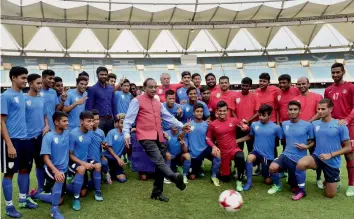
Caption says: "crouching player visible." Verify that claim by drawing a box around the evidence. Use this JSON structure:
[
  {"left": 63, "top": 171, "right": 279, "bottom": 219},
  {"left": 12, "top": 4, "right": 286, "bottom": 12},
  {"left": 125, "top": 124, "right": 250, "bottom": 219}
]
[
  {"left": 206, "top": 101, "right": 247, "bottom": 191},
  {"left": 268, "top": 101, "right": 314, "bottom": 199},
  {"left": 30, "top": 112, "right": 70, "bottom": 219},
  {"left": 237, "top": 104, "right": 283, "bottom": 193},
  {"left": 103, "top": 113, "right": 127, "bottom": 183},
  {"left": 295, "top": 98, "right": 351, "bottom": 199}
]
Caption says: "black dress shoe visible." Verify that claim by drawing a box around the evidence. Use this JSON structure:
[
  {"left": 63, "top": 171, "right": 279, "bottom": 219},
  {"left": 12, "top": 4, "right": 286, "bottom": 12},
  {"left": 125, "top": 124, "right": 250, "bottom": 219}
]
[
  {"left": 174, "top": 173, "right": 186, "bottom": 191},
  {"left": 151, "top": 194, "right": 169, "bottom": 202}
]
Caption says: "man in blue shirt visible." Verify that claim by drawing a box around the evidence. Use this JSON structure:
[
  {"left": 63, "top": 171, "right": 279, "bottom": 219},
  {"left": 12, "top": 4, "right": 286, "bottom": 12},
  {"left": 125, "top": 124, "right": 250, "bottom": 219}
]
[
  {"left": 237, "top": 104, "right": 283, "bottom": 193},
  {"left": 176, "top": 71, "right": 192, "bottom": 104},
  {"left": 115, "top": 79, "right": 133, "bottom": 114},
  {"left": 86, "top": 67, "right": 117, "bottom": 135},
  {"left": 268, "top": 100, "right": 314, "bottom": 198},
  {"left": 54, "top": 76, "right": 63, "bottom": 104},
  {"left": 1, "top": 66, "right": 38, "bottom": 218},
  {"left": 63, "top": 77, "right": 88, "bottom": 130},
  {"left": 295, "top": 98, "right": 351, "bottom": 199},
  {"left": 181, "top": 87, "right": 210, "bottom": 123},
  {"left": 30, "top": 111, "right": 70, "bottom": 219},
  {"left": 25, "top": 74, "right": 50, "bottom": 194},
  {"left": 162, "top": 90, "right": 182, "bottom": 131}
]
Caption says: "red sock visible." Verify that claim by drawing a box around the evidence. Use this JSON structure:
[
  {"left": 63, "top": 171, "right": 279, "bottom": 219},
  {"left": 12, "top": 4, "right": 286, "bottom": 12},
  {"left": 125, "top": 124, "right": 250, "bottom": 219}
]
[{"left": 346, "top": 159, "right": 354, "bottom": 186}]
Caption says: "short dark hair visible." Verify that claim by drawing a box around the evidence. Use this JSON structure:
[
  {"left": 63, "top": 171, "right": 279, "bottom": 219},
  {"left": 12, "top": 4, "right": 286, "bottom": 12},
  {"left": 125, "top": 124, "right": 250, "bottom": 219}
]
[
  {"left": 130, "top": 83, "right": 136, "bottom": 88},
  {"left": 165, "top": 89, "right": 175, "bottom": 97},
  {"left": 259, "top": 104, "right": 273, "bottom": 115},
  {"left": 278, "top": 74, "right": 291, "bottom": 83},
  {"left": 9, "top": 66, "right": 28, "bottom": 81},
  {"left": 331, "top": 63, "right": 345, "bottom": 71},
  {"left": 187, "top": 87, "right": 197, "bottom": 95},
  {"left": 54, "top": 76, "right": 62, "bottom": 83},
  {"left": 241, "top": 77, "right": 252, "bottom": 85},
  {"left": 107, "top": 73, "right": 117, "bottom": 80},
  {"left": 219, "top": 76, "right": 229, "bottom": 83},
  {"left": 91, "top": 109, "right": 99, "bottom": 116},
  {"left": 288, "top": 100, "right": 301, "bottom": 110},
  {"left": 181, "top": 71, "right": 191, "bottom": 78},
  {"left": 194, "top": 103, "right": 204, "bottom": 112},
  {"left": 192, "top": 73, "right": 201, "bottom": 79},
  {"left": 53, "top": 111, "right": 68, "bottom": 123},
  {"left": 78, "top": 71, "right": 89, "bottom": 78},
  {"left": 80, "top": 111, "right": 94, "bottom": 120},
  {"left": 216, "top": 100, "right": 228, "bottom": 110},
  {"left": 42, "top": 69, "right": 55, "bottom": 77},
  {"left": 76, "top": 76, "right": 88, "bottom": 85},
  {"left": 199, "top": 85, "right": 210, "bottom": 93},
  {"left": 96, "top": 66, "right": 108, "bottom": 75},
  {"left": 319, "top": 98, "right": 334, "bottom": 108},
  {"left": 259, "top": 73, "right": 270, "bottom": 82},
  {"left": 122, "top": 79, "right": 130, "bottom": 84},
  {"left": 205, "top": 73, "right": 216, "bottom": 81},
  {"left": 143, "top": 78, "right": 155, "bottom": 87},
  {"left": 27, "top": 73, "right": 41, "bottom": 83}
]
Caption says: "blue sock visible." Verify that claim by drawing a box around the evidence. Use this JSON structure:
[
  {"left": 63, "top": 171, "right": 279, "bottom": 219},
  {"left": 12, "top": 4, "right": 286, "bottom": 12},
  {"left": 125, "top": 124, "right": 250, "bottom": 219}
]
[
  {"left": 66, "top": 183, "right": 73, "bottom": 194},
  {"left": 271, "top": 172, "right": 281, "bottom": 186},
  {"left": 246, "top": 162, "right": 253, "bottom": 184},
  {"left": 101, "top": 160, "right": 108, "bottom": 173},
  {"left": 36, "top": 192, "right": 52, "bottom": 204},
  {"left": 183, "top": 160, "right": 191, "bottom": 176},
  {"left": 18, "top": 173, "right": 29, "bottom": 202},
  {"left": 211, "top": 157, "right": 221, "bottom": 178},
  {"left": 51, "top": 182, "right": 63, "bottom": 206},
  {"left": 35, "top": 168, "right": 45, "bottom": 192},
  {"left": 93, "top": 171, "right": 101, "bottom": 192},
  {"left": 2, "top": 178, "right": 13, "bottom": 204},
  {"left": 73, "top": 174, "right": 84, "bottom": 199},
  {"left": 295, "top": 168, "right": 306, "bottom": 192}
]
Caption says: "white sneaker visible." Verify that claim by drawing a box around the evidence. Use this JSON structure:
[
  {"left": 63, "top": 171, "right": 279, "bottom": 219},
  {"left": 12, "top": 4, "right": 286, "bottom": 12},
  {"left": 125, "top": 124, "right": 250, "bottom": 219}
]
[
  {"left": 183, "top": 175, "right": 188, "bottom": 184},
  {"left": 163, "top": 178, "right": 171, "bottom": 184},
  {"left": 106, "top": 173, "right": 112, "bottom": 184},
  {"left": 316, "top": 180, "right": 324, "bottom": 189}
]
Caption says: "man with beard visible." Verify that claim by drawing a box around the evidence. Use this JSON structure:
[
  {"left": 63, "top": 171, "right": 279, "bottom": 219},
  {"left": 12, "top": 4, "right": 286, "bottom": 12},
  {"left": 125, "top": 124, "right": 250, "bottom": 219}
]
[
  {"left": 210, "top": 76, "right": 236, "bottom": 118},
  {"left": 205, "top": 73, "right": 220, "bottom": 94},
  {"left": 86, "top": 67, "right": 117, "bottom": 135},
  {"left": 130, "top": 83, "right": 138, "bottom": 97}
]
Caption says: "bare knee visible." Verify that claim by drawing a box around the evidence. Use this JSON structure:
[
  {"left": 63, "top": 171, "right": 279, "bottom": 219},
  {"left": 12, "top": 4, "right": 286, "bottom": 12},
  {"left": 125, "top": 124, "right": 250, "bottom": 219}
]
[
  {"left": 76, "top": 166, "right": 86, "bottom": 174},
  {"left": 182, "top": 153, "right": 191, "bottom": 161},
  {"left": 247, "top": 154, "right": 256, "bottom": 163},
  {"left": 269, "top": 163, "right": 279, "bottom": 174},
  {"left": 165, "top": 152, "right": 172, "bottom": 161},
  {"left": 94, "top": 163, "right": 101, "bottom": 171},
  {"left": 345, "top": 152, "right": 354, "bottom": 161}
]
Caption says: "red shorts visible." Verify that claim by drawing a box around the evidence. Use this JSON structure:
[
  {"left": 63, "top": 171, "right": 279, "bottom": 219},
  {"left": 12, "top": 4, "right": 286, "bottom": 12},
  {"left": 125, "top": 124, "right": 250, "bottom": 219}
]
[{"left": 220, "top": 148, "right": 241, "bottom": 176}]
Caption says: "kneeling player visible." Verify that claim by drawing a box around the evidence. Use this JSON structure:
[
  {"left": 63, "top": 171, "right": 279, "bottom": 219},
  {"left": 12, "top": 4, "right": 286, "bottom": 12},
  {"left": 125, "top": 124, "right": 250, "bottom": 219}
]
[
  {"left": 237, "top": 104, "right": 283, "bottom": 193},
  {"left": 296, "top": 99, "right": 351, "bottom": 199},
  {"left": 206, "top": 101, "right": 247, "bottom": 191},
  {"left": 103, "top": 114, "right": 127, "bottom": 183},
  {"left": 268, "top": 101, "right": 314, "bottom": 199}
]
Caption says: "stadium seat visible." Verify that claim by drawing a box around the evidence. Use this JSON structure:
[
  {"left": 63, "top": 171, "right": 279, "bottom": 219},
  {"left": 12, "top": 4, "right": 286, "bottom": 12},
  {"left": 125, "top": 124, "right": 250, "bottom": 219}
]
[
  {"left": 309, "top": 66, "right": 332, "bottom": 83},
  {"left": 276, "top": 66, "right": 309, "bottom": 83}
]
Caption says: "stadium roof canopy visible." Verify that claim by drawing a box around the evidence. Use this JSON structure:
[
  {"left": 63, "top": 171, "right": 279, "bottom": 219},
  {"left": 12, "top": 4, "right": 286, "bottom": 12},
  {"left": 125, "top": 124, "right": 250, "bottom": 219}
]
[{"left": 1, "top": 0, "right": 354, "bottom": 57}]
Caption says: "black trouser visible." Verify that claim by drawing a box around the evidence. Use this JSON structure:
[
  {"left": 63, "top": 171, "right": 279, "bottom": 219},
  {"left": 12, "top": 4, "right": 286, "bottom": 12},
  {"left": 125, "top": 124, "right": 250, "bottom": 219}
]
[
  {"left": 99, "top": 117, "right": 114, "bottom": 135},
  {"left": 236, "top": 127, "right": 254, "bottom": 154},
  {"left": 139, "top": 139, "right": 176, "bottom": 196}
]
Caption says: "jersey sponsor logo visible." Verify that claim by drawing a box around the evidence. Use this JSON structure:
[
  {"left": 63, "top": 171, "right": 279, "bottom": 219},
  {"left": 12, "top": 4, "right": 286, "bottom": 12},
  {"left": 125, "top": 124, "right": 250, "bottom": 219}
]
[
  {"left": 255, "top": 126, "right": 259, "bottom": 131},
  {"left": 13, "top": 96, "right": 19, "bottom": 103},
  {"left": 236, "top": 98, "right": 240, "bottom": 104},
  {"left": 114, "top": 135, "right": 118, "bottom": 140},
  {"left": 26, "top": 100, "right": 31, "bottom": 106},
  {"left": 78, "top": 136, "right": 83, "bottom": 142},
  {"left": 54, "top": 137, "right": 59, "bottom": 144},
  {"left": 315, "top": 126, "right": 320, "bottom": 132},
  {"left": 216, "top": 93, "right": 221, "bottom": 98},
  {"left": 277, "top": 95, "right": 281, "bottom": 101},
  {"left": 285, "top": 125, "right": 289, "bottom": 131},
  {"left": 343, "top": 89, "right": 347, "bottom": 94}
]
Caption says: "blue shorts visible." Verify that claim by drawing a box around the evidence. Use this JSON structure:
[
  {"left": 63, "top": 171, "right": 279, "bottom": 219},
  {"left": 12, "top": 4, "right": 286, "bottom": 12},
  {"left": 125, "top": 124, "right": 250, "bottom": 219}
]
[
  {"left": 104, "top": 156, "right": 125, "bottom": 177},
  {"left": 1, "top": 138, "right": 34, "bottom": 174},
  {"left": 312, "top": 154, "right": 340, "bottom": 183},
  {"left": 250, "top": 150, "right": 273, "bottom": 178},
  {"left": 28, "top": 135, "right": 44, "bottom": 168},
  {"left": 273, "top": 154, "right": 297, "bottom": 188},
  {"left": 44, "top": 167, "right": 67, "bottom": 197}
]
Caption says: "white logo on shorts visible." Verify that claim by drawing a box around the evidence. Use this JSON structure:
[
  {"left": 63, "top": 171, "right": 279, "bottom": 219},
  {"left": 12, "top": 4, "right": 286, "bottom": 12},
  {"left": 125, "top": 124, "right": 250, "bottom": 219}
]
[
  {"left": 26, "top": 100, "right": 31, "bottom": 106},
  {"left": 236, "top": 98, "right": 240, "bottom": 104},
  {"left": 316, "top": 126, "right": 320, "bottom": 132},
  {"left": 114, "top": 135, "right": 118, "bottom": 140},
  {"left": 255, "top": 126, "right": 259, "bottom": 131},
  {"left": 54, "top": 137, "right": 59, "bottom": 144},
  {"left": 71, "top": 163, "right": 76, "bottom": 168},
  {"left": 8, "top": 162, "right": 14, "bottom": 169},
  {"left": 13, "top": 97, "right": 19, "bottom": 103},
  {"left": 78, "top": 136, "right": 83, "bottom": 142}
]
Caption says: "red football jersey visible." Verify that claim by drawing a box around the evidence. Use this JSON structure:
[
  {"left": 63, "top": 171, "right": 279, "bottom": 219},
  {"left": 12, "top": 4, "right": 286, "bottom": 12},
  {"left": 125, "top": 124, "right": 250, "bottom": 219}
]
[
  {"left": 293, "top": 91, "right": 322, "bottom": 121},
  {"left": 278, "top": 87, "right": 300, "bottom": 122},
  {"left": 234, "top": 91, "right": 260, "bottom": 121},
  {"left": 255, "top": 85, "right": 281, "bottom": 122},
  {"left": 210, "top": 90, "right": 236, "bottom": 118},
  {"left": 156, "top": 83, "right": 183, "bottom": 103}
]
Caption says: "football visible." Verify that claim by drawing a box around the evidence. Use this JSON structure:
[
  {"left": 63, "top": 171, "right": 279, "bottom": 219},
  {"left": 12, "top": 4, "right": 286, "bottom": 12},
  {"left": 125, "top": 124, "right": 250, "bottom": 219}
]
[{"left": 219, "top": 190, "right": 243, "bottom": 212}]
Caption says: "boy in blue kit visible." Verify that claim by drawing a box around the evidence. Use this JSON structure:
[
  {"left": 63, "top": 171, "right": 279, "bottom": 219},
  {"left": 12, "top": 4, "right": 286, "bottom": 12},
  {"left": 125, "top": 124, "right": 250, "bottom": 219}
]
[
  {"left": 115, "top": 79, "right": 133, "bottom": 114},
  {"left": 103, "top": 113, "right": 127, "bottom": 182},
  {"left": 296, "top": 98, "right": 351, "bottom": 199},
  {"left": 182, "top": 103, "right": 221, "bottom": 186},
  {"left": 1, "top": 66, "right": 37, "bottom": 218},
  {"left": 30, "top": 111, "right": 70, "bottom": 219},
  {"left": 181, "top": 87, "right": 210, "bottom": 123},
  {"left": 237, "top": 104, "right": 283, "bottom": 192},
  {"left": 63, "top": 77, "right": 88, "bottom": 130},
  {"left": 164, "top": 126, "right": 191, "bottom": 184},
  {"left": 68, "top": 111, "right": 103, "bottom": 211},
  {"left": 269, "top": 101, "right": 314, "bottom": 198},
  {"left": 162, "top": 90, "right": 182, "bottom": 131},
  {"left": 25, "top": 74, "right": 50, "bottom": 193}
]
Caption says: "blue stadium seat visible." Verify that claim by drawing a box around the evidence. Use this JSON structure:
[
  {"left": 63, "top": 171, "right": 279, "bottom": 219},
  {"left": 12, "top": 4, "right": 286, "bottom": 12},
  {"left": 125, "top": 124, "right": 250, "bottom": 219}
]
[
  {"left": 143, "top": 70, "right": 164, "bottom": 83},
  {"left": 309, "top": 66, "right": 332, "bottom": 82},
  {"left": 243, "top": 68, "right": 272, "bottom": 82},
  {"left": 276, "top": 66, "right": 309, "bottom": 82},
  {"left": 1, "top": 70, "right": 9, "bottom": 86},
  {"left": 223, "top": 69, "right": 243, "bottom": 84},
  {"left": 345, "top": 65, "right": 354, "bottom": 82}
]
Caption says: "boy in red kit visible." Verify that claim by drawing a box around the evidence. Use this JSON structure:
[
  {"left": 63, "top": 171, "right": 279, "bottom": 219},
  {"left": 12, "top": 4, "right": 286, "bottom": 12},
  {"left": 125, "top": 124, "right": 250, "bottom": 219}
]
[
  {"left": 206, "top": 101, "right": 248, "bottom": 192},
  {"left": 210, "top": 76, "right": 236, "bottom": 118},
  {"left": 324, "top": 63, "right": 354, "bottom": 197}
]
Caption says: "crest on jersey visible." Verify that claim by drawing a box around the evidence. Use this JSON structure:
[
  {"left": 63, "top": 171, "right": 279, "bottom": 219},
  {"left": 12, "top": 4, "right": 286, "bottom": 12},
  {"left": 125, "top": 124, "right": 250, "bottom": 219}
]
[
  {"left": 343, "top": 89, "right": 347, "bottom": 94},
  {"left": 40, "top": 92, "right": 44, "bottom": 97},
  {"left": 78, "top": 136, "right": 83, "bottom": 142},
  {"left": 26, "top": 100, "right": 31, "bottom": 106},
  {"left": 179, "top": 90, "right": 182, "bottom": 94},
  {"left": 209, "top": 108, "right": 212, "bottom": 112},
  {"left": 13, "top": 97, "right": 19, "bottom": 103},
  {"left": 285, "top": 125, "right": 289, "bottom": 131},
  {"left": 216, "top": 93, "right": 221, "bottom": 98},
  {"left": 54, "top": 137, "right": 59, "bottom": 144},
  {"left": 255, "top": 126, "right": 259, "bottom": 131},
  {"left": 229, "top": 123, "right": 233, "bottom": 127},
  {"left": 315, "top": 126, "right": 320, "bottom": 132},
  {"left": 236, "top": 98, "right": 240, "bottom": 104},
  {"left": 121, "top": 95, "right": 125, "bottom": 99},
  {"left": 277, "top": 95, "right": 281, "bottom": 101},
  {"left": 191, "top": 126, "right": 195, "bottom": 131},
  {"left": 158, "top": 89, "right": 162, "bottom": 94},
  {"left": 114, "top": 135, "right": 118, "bottom": 140},
  {"left": 186, "top": 107, "right": 190, "bottom": 112},
  {"left": 75, "top": 97, "right": 79, "bottom": 101}
]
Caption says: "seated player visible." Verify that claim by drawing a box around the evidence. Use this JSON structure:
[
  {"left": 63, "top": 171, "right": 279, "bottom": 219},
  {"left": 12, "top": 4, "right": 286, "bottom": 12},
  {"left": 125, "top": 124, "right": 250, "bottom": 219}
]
[
  {"left": 103, "top": 113, "right": 127, "bottom": 183},
  {"left": 68, "top": 111, "right": 102, "bottom": 211},
  {"left": 206, "top": 101, "right": 247, "bottom": 191},
  {"left": 268, "top": 101, "right": 314, "bottom": 198},
  {"left": 162, "top": 90, "right": 183, "bottom": 131},
  {"left": 295, "top": 98, "right": 351, "bottom": 199},
  {"left": 30, "top": 112, "right": 70, "bottom": 219},
  {"left": 164, "top": 126, "right": 191, "bottom": 184},
  {"left": 237, "top": 104, "right": 283, "bottom": 193},
  {"left": 182, "top": 103, "right": 221, "bottom": 186},
  {"left": 181, "top": 87, "right": 210, "bottom": 123}
]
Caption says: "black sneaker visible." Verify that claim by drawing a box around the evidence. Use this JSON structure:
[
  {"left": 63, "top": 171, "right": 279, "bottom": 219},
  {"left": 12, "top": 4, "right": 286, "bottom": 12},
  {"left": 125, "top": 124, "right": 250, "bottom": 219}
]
[
  {"left": 174, "top": 173, "right": 186, "bottom": 191},
  {"left": 151, "top": 194, "right": 169, "bottom": 202}
]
